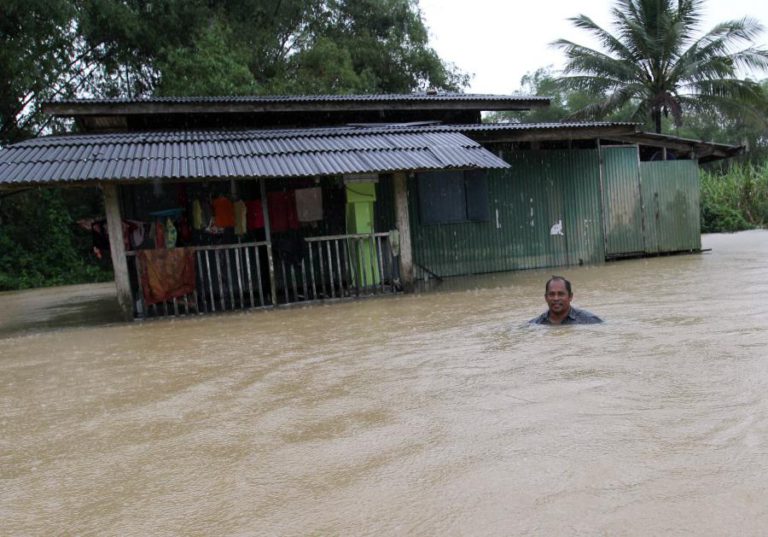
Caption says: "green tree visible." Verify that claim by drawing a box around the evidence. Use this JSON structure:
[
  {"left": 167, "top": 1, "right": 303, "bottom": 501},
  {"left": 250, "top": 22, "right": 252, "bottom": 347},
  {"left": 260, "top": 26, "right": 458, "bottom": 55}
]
[
  {"left": 155, "top": 18, "right": 259, "bottom": 96},
  {"left": 487, "top": 66, "right": 638, "bottom": 124},
  {"left": 554, "top": 0, "right": 768, "bottom": 133},
  {"left": 0, "top": 0, "right": 80, "bottom": 144}
]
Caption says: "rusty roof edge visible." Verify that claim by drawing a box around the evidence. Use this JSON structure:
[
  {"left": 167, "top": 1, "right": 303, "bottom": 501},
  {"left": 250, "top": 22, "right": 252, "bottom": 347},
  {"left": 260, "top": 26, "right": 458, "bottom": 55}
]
[{"left": 42, "top": 93, "right": 552, "bottom": 116}]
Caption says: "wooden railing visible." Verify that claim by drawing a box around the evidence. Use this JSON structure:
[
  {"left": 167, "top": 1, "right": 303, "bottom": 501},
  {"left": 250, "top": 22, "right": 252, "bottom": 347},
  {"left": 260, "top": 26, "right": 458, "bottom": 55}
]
[{"left": 127, "top": 231, "right": 400, "bottom": 318}]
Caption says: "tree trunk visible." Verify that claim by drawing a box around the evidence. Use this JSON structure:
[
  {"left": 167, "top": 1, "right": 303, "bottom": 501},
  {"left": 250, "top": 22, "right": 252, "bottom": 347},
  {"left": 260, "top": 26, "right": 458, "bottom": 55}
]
[{"left": 653, "top": 109, "right": 662, "bottom": 134}]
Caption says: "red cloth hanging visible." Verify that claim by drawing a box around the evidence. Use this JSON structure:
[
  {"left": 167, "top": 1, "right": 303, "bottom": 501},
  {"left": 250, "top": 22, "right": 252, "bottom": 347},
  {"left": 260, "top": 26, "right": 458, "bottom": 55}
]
[
  {"left": 213, "top": 196, "right": 235, "bottom": 228},
  {"left": 267, "top": 191, "right": 299, "bottom": 232},
  {"left": 137, "top": 248, "right": 197, "bottom": 306},
  {"left": 245, "top": 200, "right": 264, "bottom": 230}
]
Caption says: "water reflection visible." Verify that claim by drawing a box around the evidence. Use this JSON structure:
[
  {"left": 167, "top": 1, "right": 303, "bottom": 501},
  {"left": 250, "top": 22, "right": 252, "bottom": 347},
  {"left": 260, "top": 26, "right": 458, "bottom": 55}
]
[{"left": 1, "top": 231, "right": 767, "bottom": 535}]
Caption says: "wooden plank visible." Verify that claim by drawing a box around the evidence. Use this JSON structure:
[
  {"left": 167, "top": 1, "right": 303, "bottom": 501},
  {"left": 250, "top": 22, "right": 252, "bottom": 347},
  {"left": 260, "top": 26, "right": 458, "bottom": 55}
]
[
  {"left": 254, "top": 245, "right": 265, "bottom": 307},
  {"left": 261, "top": 179, "right": 277, "bottom": 306},
  {"left": 393, "top": 171, "right": 414, "bottom": 291},
  {"left": 102, "top": 183, "right": 133, "bottom": 321}
]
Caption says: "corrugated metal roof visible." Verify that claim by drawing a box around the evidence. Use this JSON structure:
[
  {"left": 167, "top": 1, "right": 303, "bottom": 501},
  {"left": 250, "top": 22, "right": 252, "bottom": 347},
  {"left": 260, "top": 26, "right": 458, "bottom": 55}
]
[
  {"left": 458, "top": 121, "right": 639, "bottom": 131},
  {"left": 47, "top": 93, "right": 549, "bottom": 105},
  {"left": 0, "top": 126, "right": 510, "bottom": 186},
  {"left": 43, "top": 93, "right": 551, "bottom": 118}
]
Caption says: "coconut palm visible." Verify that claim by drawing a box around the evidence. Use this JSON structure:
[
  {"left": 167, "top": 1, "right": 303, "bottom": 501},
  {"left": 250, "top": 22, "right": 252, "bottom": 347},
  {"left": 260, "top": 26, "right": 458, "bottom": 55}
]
[{"left": 553, "top": 0, "right": 768, "bottom": 133}]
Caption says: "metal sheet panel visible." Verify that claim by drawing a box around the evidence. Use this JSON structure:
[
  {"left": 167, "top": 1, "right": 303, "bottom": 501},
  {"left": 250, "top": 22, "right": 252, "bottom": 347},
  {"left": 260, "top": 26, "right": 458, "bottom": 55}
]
[
  {"left": 0, "top": 128, "right": 510, "bottom": 186},
  {"left": 601, "top": 146, "right": 645, "bottom": 257},
  {"left": 400, "top": 149, "right": 605, "bottom": 278},
  {"left": 640, "top": 160, "right": 701, "bottom": 253}
]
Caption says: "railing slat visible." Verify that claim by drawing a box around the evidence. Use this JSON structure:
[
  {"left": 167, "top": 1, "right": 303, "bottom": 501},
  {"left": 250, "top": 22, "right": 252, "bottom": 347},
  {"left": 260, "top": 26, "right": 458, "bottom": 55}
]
[
  {"left": 281, "top": 259, "right": 289, "bottom": 303},
  {"left": 375, "top": 234, "right": 385, "bottom": 294},
  {"left": 205, "top": 250, "right": 216, "bottom": 313},
  {"left": 196, "top": 251, "right": 208, "bottom": 313},
  {"left": 225, "top": 249, "right": 235, "bottom": 309},
  {"left": 290, "top": 264, "right": 298, "bottom": 301},
  {"left": 254, "top": 245, "right": 265, "bottom": 307},
  {"left": 326, "top": 241, "right": 335, "bottom": 298},
  {"left": 333, "top": 240, "right": 343, "bottom": 297},
  {"left": 318, "top": 242, "right": 327, "bottom": 299},
  {"left": 235, "top": 246, "right": 245, "bottom": 308},
  {"left": 215, "top": 250, "right": 226, "bottom": 311},
  {"left": 301, "top": 259, "right": 309, "bottom": 301},
  {"left": 244, "top": 245, "right": 255, "bottom": 308},
  {"left": 309, "top": 243, "right": 317, "bottom": 300}
]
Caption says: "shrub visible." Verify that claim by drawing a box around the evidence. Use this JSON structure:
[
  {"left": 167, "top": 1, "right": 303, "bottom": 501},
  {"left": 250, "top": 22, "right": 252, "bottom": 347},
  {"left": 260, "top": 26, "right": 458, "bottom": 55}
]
[{"left": 700, "top": 162, "right": 768, "bottom": 233}]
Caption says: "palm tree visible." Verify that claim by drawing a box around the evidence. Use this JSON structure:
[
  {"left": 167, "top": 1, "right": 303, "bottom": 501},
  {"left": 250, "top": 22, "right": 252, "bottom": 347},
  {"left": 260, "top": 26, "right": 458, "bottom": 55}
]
[{"left": 553, "top": 0, "right": 768, "bottom": 133}]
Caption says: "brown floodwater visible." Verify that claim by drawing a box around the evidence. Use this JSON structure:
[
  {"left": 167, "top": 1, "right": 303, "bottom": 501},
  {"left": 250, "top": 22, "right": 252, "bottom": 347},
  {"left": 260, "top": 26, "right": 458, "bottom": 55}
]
[{"left": 2, "top": 231, "right": 767, "bottom": 536}]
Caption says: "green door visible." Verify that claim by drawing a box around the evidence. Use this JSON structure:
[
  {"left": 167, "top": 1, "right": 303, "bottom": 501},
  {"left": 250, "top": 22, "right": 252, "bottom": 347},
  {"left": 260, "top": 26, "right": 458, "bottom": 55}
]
[{"left": 601, "top": 146, "right": 645, "bottom": 257}]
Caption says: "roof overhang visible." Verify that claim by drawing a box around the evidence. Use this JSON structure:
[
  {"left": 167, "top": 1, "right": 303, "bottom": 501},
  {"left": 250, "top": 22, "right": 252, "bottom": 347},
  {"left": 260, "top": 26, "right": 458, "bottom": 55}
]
[
  {"left": 43, "top": 93, "right": 551, "bottom": 118},
  {"left": 603, "top": 131, "right": 744, "bottom": 162},
  {"left": 0, "top": 125, "right": 510, "bottom": 188},
  {"left": 458, "top": 122, "right": 640, "bottom": 143}
]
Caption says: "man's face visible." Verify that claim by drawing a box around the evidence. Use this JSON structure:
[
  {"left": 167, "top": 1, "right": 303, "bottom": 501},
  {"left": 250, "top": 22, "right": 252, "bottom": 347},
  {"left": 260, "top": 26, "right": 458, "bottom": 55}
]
[{"left": 545, "top": 280, "right": 572, "bottom": 316}]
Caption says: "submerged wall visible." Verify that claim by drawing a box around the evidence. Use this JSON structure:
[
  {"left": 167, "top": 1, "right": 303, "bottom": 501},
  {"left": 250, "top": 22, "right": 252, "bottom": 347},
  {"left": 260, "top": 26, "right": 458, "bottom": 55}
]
[{"left": 378, "top": 147, "right": 702, "bottom": 280}]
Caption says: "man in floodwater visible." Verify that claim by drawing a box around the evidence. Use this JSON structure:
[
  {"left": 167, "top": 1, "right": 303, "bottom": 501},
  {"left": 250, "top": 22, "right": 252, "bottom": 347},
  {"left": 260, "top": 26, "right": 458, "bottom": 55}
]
[{"left": 530, "top": 276, "right": 603, "bottom": 325}]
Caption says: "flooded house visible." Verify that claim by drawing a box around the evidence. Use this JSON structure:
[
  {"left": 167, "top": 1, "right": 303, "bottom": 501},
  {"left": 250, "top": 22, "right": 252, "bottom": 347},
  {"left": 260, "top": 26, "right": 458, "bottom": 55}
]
[{"left": 0, "top": 94, "right": 740, "bottom": 320}]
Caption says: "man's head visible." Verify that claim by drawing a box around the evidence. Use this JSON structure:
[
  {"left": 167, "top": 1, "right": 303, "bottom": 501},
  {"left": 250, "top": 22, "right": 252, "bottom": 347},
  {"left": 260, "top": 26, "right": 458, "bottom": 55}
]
[{"left": 545, "top": 276, "right": 573, "bottom": 318}]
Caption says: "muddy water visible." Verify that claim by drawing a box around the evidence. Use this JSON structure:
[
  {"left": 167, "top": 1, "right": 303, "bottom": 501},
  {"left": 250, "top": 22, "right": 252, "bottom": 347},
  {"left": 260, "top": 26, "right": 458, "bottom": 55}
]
[{"left": 1, "top": 231, "right": 767, "bottom": 536}]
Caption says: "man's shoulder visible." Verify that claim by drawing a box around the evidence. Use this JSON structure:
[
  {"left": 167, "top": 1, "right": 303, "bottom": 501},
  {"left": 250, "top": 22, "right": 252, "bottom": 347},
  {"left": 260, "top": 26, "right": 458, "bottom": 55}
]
[
  {"left": 569, "top": 307, "right": 603, "bottom": 324},
  {"left": 529, "top": 312, "right": 550, "bottom": 324}
]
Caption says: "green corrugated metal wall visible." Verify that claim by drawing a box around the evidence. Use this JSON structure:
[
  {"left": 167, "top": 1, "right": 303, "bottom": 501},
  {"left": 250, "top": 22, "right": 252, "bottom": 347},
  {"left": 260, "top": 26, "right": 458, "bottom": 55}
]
[
  {"left": 375, "top": 149, "right": 702, "bottom": 279},
  {"left": 377, "top": 149, "right": 605, "bottom": 278},
  {"left": 601, "top": 146, "right": 646, "bottom": 257},
  {"left": 640, "top": 160, "right": 701, "bottom": 253}
]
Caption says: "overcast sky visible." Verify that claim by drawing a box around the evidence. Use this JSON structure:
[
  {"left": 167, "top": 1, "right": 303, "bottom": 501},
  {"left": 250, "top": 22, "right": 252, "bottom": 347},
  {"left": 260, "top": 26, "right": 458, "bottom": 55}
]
[{"left": 418, "top": 0, "right": 768, "bottom": 94}]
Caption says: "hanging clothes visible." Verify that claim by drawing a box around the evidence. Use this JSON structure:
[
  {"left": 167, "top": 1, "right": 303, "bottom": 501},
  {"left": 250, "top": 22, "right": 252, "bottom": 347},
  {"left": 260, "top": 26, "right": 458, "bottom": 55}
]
[
  {"left": 245, "top": 200, "right": 264, "bottom": 230},
  {"left": 125, "top": 220, "right": 146, "bottom": 250},
  {"left": 137, "top": 248, "right": 197, "bottom": 306},
  {"left": 295, "top": 187, "right": 323, "bottom": 222},
  {"left": 192, "top": 199, "right": 204, "bottom": 230},
  {"left": 155, "top": 221, "right": 165, "bottom": 249},
  {"left": 234, "top": 200, "right": 247, "bottom": 236},
  {"left": 267, "top": 191, "right": 299, "bottom": 232},
  {"left": 213, "top": 196, "right": 235, "bottom": 228},
  {"left": 165, "top": 217, "right": 177, "bottom": 248}
]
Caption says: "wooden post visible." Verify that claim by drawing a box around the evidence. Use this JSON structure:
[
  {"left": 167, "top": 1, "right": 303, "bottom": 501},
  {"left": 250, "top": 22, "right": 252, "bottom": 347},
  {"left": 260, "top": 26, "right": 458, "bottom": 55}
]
[
  {"left": 393, "top": 172, "right": 414, "bottom": 291},
  {"left": 260, "top": 178, "right": 277, "bottom": 306},
  {"left": 102, "top": 183, "right": 133, "bottom": 321}
]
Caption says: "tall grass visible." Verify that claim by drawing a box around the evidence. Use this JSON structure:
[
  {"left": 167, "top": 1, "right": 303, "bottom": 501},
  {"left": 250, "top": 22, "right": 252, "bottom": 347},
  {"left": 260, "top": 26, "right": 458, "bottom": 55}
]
[{"left": 700, "top": 162, "right": 768, "bottom": 233}]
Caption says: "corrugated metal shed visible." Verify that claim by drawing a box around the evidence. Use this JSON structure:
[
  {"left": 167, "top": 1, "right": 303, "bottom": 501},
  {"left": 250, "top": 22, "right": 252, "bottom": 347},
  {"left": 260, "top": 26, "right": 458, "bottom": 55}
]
[{"left": 0, "top": 126, "right": 510, "bottom": 186}]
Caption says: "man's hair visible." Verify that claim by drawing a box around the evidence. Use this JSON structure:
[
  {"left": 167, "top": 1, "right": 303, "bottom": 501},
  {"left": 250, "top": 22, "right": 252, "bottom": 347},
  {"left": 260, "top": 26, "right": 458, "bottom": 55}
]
[{"left": 545, "top": 275, "right": 572, "bottom": 295}]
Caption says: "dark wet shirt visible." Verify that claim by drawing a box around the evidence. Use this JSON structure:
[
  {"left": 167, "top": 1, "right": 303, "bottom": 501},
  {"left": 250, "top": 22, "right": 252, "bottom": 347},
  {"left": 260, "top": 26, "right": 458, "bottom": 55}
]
[{"left": 529, "top": 306, "right": 603, "bottom": 325}]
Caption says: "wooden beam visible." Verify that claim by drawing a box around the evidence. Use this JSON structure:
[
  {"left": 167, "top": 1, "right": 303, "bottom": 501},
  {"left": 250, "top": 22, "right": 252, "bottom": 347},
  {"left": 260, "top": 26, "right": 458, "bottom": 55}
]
[
  {"left": 466, "top": 126, "right": 638, "bottom": 144},
  {"left": 102, "top": 183, "right": 133, "bottom": 321},
  {"left": 393, "top": 172, "right": 414, "bottom": 292},
  {"left": 260, "top": 178, "right": 277, "bottom": 306},
  {"left": 43, "top": 98, "right": 550, "bottom": 117}
]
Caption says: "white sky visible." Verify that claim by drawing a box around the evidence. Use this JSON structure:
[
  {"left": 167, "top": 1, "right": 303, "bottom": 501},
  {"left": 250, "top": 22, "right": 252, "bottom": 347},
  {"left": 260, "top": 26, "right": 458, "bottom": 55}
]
[{"left": 418, "top": 0, "right": 768, "bottom": 94}]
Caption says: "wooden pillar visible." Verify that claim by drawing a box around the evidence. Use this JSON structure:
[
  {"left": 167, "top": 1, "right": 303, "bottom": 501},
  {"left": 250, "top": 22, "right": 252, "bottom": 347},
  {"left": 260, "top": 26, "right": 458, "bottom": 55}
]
[
  {"left": 393, "top": 171, "right": 414, "bottom": 291},
  {"left": 260, "top": 178, "right": 277, "bottom": 306},
  {"left": 102, "top": 183, "right": 133, "bottom": 321}
]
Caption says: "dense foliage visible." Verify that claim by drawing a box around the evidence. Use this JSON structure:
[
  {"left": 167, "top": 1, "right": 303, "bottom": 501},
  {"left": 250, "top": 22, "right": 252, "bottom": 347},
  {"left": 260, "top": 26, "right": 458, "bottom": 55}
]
[
  {"left": 553, "top": 0, "right": 768, "bottom": 133},
  {"left": 700, "top": 162, "right": 768, "bottom": 232},
  {"left": 0, "top": 188, "right": 112, "bottom": 290}
]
